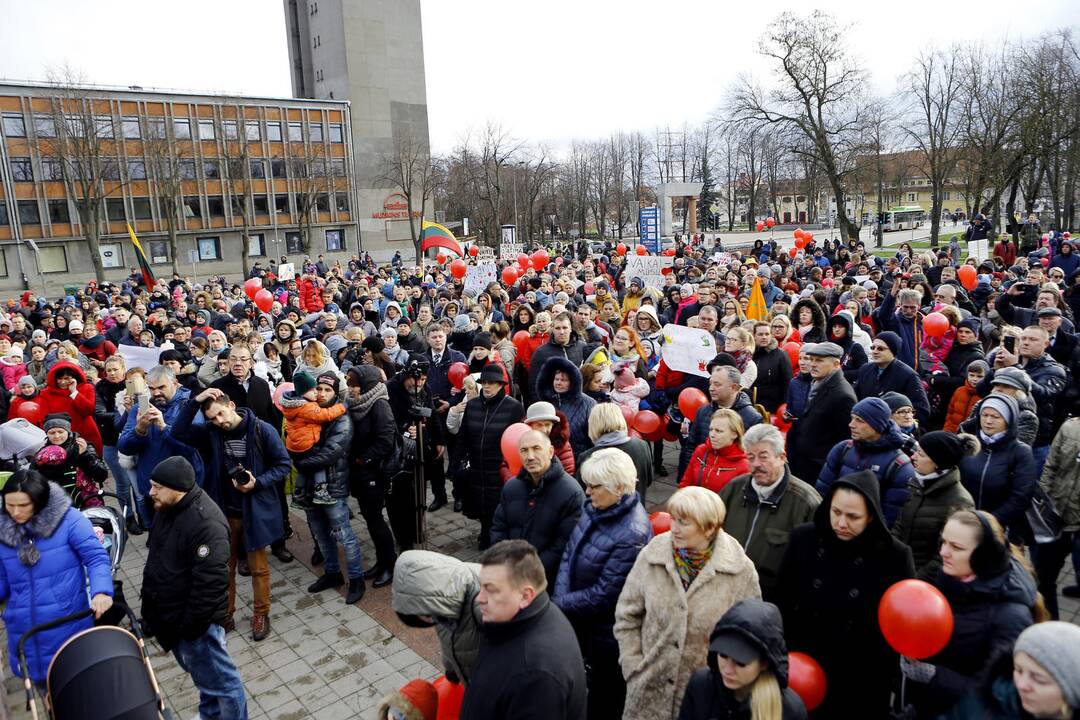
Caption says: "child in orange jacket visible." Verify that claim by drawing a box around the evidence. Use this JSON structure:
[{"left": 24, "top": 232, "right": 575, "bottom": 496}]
[
  {"left": 279, "top": 370, "right": 346, "bottom": 507},
  {"left": 943, "top": 360, "right": 987, "bottom": 433}
]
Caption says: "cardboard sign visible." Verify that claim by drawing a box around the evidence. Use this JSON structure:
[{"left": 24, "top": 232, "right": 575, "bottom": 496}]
[
  {"left": 500, "top": 242, "right": 522, "bottom": 258},
  {"left": 278, "top": 263, "right": 295, "bottom": 281},
  {"left": 624, "top": 255, "right": 674, "bottom": 287},
  {"left": 464, "top": 261, "right": 497, "bottom": 295},
  {"left": 118, "top": 344, "right": 164, "bottom": 372},
  {"left": 660, "top": 323, "right": 717, "bottom": 377}
]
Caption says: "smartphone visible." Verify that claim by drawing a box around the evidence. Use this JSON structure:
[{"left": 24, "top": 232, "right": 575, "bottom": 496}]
[
  {"left": 1012, "top": 283, "right": 1028, "bottom": 292},
  {"left": 1004, "top": 336, "right": 1017, "bottom": 354},
  {"left": 137, "top": 394, "right": 150, "bottom": 414}
]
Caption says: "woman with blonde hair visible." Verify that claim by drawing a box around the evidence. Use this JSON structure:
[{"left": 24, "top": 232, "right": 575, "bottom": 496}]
[
  {"left": 769, "top": 315, "right": 794, "bottom": 346},
  {"left": 679, "top": 599, "right": 807, "bottom": 719},
  {"left": 576, "top": 402, "right": 654, "bottom": 491},
  {"left": 615, "top": 486, "right": 761, "bottom": 720},
  {"left": 719, "top": 299, "right": 746, "bottom": 332},
  {"left": 723, "top": 327, "right": 758, "bottom": 388},
  {"left": 680, "top": 409, "right": 749, "bottom": 494}
]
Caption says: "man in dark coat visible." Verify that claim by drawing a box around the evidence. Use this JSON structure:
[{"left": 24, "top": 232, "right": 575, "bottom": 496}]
[
  {"left": 491, "top": 430, "right": 584, "bottom": 586},
  {"left": 461, "top": 540, "right": 587, "bottom": 720},
  {"left": 171, "top": 390, "right": 291, "bottom": 642},
  {"left": 209, "top": 343, "right": 291, "bottom": 562},
  {"left": 528, "top": 312, "right": 587, "bottom": 398},
  {"left": 450, "top": 364, "right": 525, "bottom": 550},
  {"left": 776, "top": 471, "right": 915, "bottom": 719},
  {"left": 296, "top": 373, "right": 367, "bottom": 604},
  {"left": 141, "top": 456, "right": 247, "bottom": 718},
  {"left": 854, "top": 331, "right": 931, "bottom": 423},
  {"left": 750, "top": 322, "right": 791, "bottom": 413},
  {"left": 786, "top": 343, "right": 857, "bottom": 485}
]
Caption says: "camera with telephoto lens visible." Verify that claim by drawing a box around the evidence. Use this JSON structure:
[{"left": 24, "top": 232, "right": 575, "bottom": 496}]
[
  {"left": 227, "top": 463, "right": 250, "bottom": 486},
  {"left": 402, "top": 357, "right": 429, "bottom": 380}
]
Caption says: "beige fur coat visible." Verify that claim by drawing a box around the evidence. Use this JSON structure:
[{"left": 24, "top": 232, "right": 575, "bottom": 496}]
[{"left": 613, "top": 530, "right": 761, "bottom": 720}]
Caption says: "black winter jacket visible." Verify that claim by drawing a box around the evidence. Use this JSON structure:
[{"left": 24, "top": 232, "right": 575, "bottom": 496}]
[
  {"left": 751, "top": 345, "right": 792, "bottom": 413},
  {"left": 293, "top": 411, "right": 353, "bottom": 498},
  {"left": 776, "top": 471, "right": 915, "bottom": 719},
  {"left": 460, "top": 592, "right": 586, "bottom": 720},
  {"left": 854, "top": 359, "right": 932, "bottom": 423},
  {"left": 93, "top": 378, "right": 125, "bottom": 446},
  {"left": 348, "top": 394, "right": 396, "bottom": 472},
  {"left": 210, "top": 371, "right": 282, "bottom": 429},
  {"left": 491, "top": 461, "right": 584, "bottom": 586},
  {"left": 387, "top": 374, "right": 445, "bottom": 451},
  {"left": 528, "top": 333, "right": 587, "bottom": 400},
  {"left": 786, "top": 370, "right": 857, "bottom": 485},
  {"left": 977, "top": 355, "right": 1066, "bottom": 447},
  {"left": 141, "top": 485, "right": 230, "bottom": 651},
  {"left": 891, "top": 468, "right": 975, "bottom": 580},
  {"left": 459, "top": 389, "right": 525, "bottom": 520}
]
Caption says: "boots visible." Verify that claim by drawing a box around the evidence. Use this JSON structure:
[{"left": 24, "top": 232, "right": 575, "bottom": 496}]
[
  {"left": 346, "top": 577, "right": 366, "bottom": 604},
  {"left": 307, "top": 572, "right": 344, "bottom": 593}
]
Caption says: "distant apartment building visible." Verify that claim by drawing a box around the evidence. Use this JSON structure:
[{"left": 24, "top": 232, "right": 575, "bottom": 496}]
[{"left": 0, "top": 82, "right": 358, "bottom": 293}]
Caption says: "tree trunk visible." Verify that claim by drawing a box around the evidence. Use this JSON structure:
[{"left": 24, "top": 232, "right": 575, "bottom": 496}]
[
  {"left": 79, "top": 206, "right": 107, "bottom": 283},
  {"left": 167, "top": 221, "right": 180, "bottom": 277}
]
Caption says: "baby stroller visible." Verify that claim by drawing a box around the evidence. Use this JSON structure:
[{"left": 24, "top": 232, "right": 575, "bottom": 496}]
[
  {"left": 76, "top": 490, "right": 129, "bottom": 626},
  {"left": 17, "top": 602, "right": 174, "bottom": 720}
]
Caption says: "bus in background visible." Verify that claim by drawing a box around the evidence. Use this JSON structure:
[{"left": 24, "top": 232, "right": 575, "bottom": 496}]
[{"left": 878, "top": 206, "right": 926, "bottom": 232}]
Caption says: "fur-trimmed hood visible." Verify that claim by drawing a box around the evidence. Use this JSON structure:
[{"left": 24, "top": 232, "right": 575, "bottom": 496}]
[{"left": 0, "top": 482, "right": 71, "bottom": 547}]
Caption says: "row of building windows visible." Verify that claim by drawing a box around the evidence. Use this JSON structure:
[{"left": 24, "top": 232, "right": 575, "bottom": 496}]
[
  {"left": 8, "top": 155, "right": 348, "bottom": 182},
  {"left": 0, "top": 193, "right": 349, "bottom": 226},
  {"left": 2, "top": 113, "right": 344, "bottom": 144}
]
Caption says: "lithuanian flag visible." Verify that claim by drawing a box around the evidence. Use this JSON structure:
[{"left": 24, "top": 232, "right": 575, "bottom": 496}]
[
  {"left": 745, "top": 277, "right": 769, "bottom": 321},
  {"left": 127, "top": 223, "right": 156, "bottom": 290},
  {"left": 420, "top": 220, "right": 462, "bottom": 257}
]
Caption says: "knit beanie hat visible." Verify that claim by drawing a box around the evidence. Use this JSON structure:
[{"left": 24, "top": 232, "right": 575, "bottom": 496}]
[
  {"left": 880, "top": 392, "right": 913, "bottom": 414},
  {"left": 965, "top": 359, "right": 989, "bottom": 375},
  {"left": 292, "top": 371, "right": 317, "bottom": 396},
  {"left": 362, "top": 336, "right": 385, "bottom": 355},
  {"left": 17, "top": 375, "right": 36, "bottom": 389},
  {"left": 1013, "top": 622, "right": 1080, "bottom": 709},
  {"left": 472, "top": 332, "right": 493, "bottom": 350},
  {"left": 957, "top": 317, "right": 981, "bottom": 335},
  {"left": 43, "top": 413, "right": 71, "bottom": 433},
  {"left": 981, "top": 395, "right": 1014, "bottom": 425},
  {"left": 851, "top": 397, "right": 892, "bottom": 433},
  {"left": 453, "top": 314, "right": 471, "bottom": 331},
  {"left": 918, "top": 431, "right": 978, "bottom": 470},
  {"left": 378, "top": 678, "right": 438, "bottom": 720},
  {"left": 317, "top": 371, "right": 341, "bottom": 393},
  {"left": 876, "top": 331, "right": 903, "bottom": 358},
  {"left": 151, "top": 456, "right": 196, "bottom": 492}
]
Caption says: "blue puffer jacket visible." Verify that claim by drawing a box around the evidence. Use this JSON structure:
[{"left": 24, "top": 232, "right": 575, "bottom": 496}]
[
  {"left": 537, "top": 357, "right": 596, "bottom": 459},
  {"left": 117, "top": 386, "right": 204, "bottom": 494},
  {"left": 815, "top": 423, "right": 915, "bottom": 527},
  {"left": 0, "top": 484, "right": 113, "bottom": 683},
  {"left": 958, "top": 395, "right": 1036, "bottom": 534},
  {"left": 554, "top": 492, "right": 651, "bottom": 657},
  {"left": 171, "top": 403, "right": 292, "bottom": 550}
]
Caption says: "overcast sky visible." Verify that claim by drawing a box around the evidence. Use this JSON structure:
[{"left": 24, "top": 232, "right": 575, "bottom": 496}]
[{"left": 0, "top": 0, "right": 1075, "bottom": 153}]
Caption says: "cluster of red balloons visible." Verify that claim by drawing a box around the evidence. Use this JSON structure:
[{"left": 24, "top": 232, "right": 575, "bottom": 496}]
[
  {"left": 793, "top": 228, "right": 814, "bottom": 250},
  {"left": 243, "top": 277, "right": 273, "bottom": 312},
  {"left": 754, "top": 217, "right": 777, "bottom": 232}
]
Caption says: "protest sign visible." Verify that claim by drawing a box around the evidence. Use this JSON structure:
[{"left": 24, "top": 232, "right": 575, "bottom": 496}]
[
  {"left": 277, "top": 263, "right": 295, "bottom": 281},
  {"left": 118, "top": 344, "right": 163, "bottom": 373},
  {"left": 624, "top": 255, "right": 674, "bottom": 287},
  {"left": 464, "top": 261, "right": 497, "bottom": 295},
  {"left": 660, "top": 323, "right": 717, "bottom": 377}
]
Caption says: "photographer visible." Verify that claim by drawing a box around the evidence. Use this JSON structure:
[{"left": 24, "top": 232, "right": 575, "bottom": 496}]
[
  {"left": 170, "top": 388, "right": 291, "bottom": 642},
  {"left": 386, "top": 354, "right": 445, "bottom": 549}
]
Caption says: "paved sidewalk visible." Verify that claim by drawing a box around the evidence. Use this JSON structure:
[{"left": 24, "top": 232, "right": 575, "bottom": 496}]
[{"left": 2, "top": 441, "right": 1077, "bottom": 718}]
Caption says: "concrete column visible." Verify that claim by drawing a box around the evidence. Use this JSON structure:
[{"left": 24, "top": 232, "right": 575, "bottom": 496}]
[{"left": 688, "top": 198, "right": 698, "bottom": 233}]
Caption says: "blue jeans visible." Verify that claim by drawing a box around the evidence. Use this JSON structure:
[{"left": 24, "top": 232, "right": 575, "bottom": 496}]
[
  {"left": 101, "top": 446, "right": 141, "bottom": 522},
  {"left": 172, "top": 624, "right": 247, "bottom": 720},
  {"left": 1032, "top": 444, "right": 1051, "bottom": 480},
  {"left": 306, "top": 498, "right": 364, "bottom": 579}
]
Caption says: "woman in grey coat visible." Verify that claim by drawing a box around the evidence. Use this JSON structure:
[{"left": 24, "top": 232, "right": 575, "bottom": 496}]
[{"left": 391, "top": 550, "right": 481, "bottom": 685}]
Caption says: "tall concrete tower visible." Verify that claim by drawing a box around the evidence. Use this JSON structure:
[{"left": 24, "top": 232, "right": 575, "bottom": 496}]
[{"left": 284, "top": 0, "right": 430, "bottom": 255}]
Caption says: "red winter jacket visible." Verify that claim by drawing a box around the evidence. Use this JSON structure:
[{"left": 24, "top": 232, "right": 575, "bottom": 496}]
[
  {"left": 680, "top": 442, "right": 749, "bottom": 493},
  {"left": 34, "top": 361, "right": 103, "bottom": 453},
  {"left": 298, "top": 277, "right": 325, "bottom": 314}
]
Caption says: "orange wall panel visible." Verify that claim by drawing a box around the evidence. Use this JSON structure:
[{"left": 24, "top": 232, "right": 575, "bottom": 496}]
[{"left": 0, "top": 97, "right": 23, "bottom": 111}]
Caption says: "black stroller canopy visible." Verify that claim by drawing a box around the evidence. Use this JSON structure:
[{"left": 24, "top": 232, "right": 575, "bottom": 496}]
[{"left": 48, "top": 627, "right": 161, "bottom": 720}]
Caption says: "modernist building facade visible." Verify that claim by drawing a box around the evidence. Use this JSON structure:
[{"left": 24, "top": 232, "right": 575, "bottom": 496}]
[{"left": 0, "top": 82, "right": 359, "bottom": 294}]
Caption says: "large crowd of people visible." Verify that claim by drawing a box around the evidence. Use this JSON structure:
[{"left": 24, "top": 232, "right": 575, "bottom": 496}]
[{"left": 1, "top": 231, "right": 1080, "bottom": 719}]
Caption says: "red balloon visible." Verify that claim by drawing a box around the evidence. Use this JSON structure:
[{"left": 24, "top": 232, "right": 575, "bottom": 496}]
[
  {"left": 756, "top": 221, "right": 765, "bottom": 232},
  {"left": 271, "top": 382, "right": 294, "bottom": 411},
  {"left": 450, "top": 259, "right": 467, "bottom": 279},
  {"left": 789, "top": 247, "right": 798, "bottom": 258},
  {"left": 632, "top": 409, "right": 662, "bottom": 436},
  {"left": 436, "top": 253, "right": 447, "bottom": 264},
  {"left": 649, "top": 511, "right": 672, "bottom": 535},
  {"left": 1042, "top": 233, "right": 1050, "bottom": 242},
  {"left": 1064, "top": 231, "right": 1072, "bottom": 239},
  {"left": 501, "top": 422, "right": 532, "bottom": 475},
  {"left": 616, "top": 243, "right": 627, "bottom": 256},
  {"left": 13, "top": 400, "right": 40, "bottom": 421},
  {"left": 879, "top": 579, "right": 954, "bottom": 659},
  {"left": 517, "top": 253, "right": 531, "bottom": 271},
  {"left": 661, "top": 266, "right": 673, "bottom": 275},
  {"left": 467, "top": 245, "right": 479, "bottom": 257},
  {"left": 660, "top": 414, "right": 680, "bottom": 442},
  {"left": 822, "top": 278, "right": 835, "bottom": 288},
  {"left": 243, "top": 278, "right": 262, "bottom": 300},
  {"left": 635, "top": 245, "right": 648, "bottom": 256},
  {"left": 782, "top": 341, "right": 801, "bottom": 372},
  {"left": 923, "top": 312, "right": 950, "bottom": 338},
  {"left": 512, "top": 330, "right": 530, "bottom": 345},
  {"left": 254, "top": 288, "right": 273, "bottom": 313},
  {"left": 619, "top": 404, "right": 636, "bottom": 428},
  {"left": 663, "top": 248, "right": 676, "bottom": 257},
  {"left": 678, "top": 387, "right": 708, "bottom": 419},
  {"left": 501, "top": 266, "right": 519, "bottom": 285},
  {"left": 788, "top": 652, "right": 827, "bottom": 711},
  {"left": 793, "top": 228, "right": 804, "bottom": 239},
  {"left": 766, "top": 217, "right": 776, "bottom": 228},
  {"left": 957, "top": 265, "right": 977, "bottom": 291},
  {"left": 447, "top": 361, "right": 469, "bottom": 391},
  {"left": 804, "top": 232, "right": 814, "bottom": 242},
  {"left": 433, "top": 675, "right": 464, "bottom": 720},
  {"left": 795, "top": 235, "right": 808, "bottom": 249},
  {"left": 772, "top": 403, "right": 792, "bottom": 433},
  {"left": 531, "top": 250, "right": 549, "bottom": 271}
]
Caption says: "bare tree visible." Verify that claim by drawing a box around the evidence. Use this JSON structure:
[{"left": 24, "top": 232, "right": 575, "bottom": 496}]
[
  {"left": 288, "top": 143, "right": 330, "bottom": 254},
  {"left": 142, "top": 122, "right": 184, "bottom": 275},
  {"left": 376, "top": 132, "right": 438, "bottom": 263},
  {"left": 218, "top": 107, "right": 258, "bottom": 277},
  {"left": 41, "top": 66, "right": 127, "bottom": 282},
  {"left": 731, "top": 11, "right": 869, "bottom": 241},
  {"left": 901, "top": 47, "right": 965, "bottom": 246}
]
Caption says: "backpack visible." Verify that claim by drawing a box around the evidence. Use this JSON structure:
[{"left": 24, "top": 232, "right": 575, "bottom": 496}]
[{"left": 835, "top": 440, "right": 908, "bottom": 493}]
